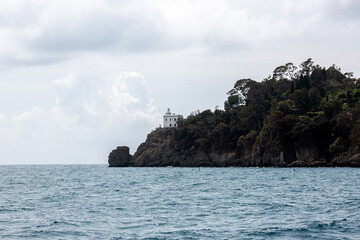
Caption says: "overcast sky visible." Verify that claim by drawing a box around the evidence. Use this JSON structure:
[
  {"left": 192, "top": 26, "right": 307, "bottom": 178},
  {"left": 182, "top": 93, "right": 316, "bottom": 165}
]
[{"left": 1, "top": 0, "right": 360, "bottom": 164}]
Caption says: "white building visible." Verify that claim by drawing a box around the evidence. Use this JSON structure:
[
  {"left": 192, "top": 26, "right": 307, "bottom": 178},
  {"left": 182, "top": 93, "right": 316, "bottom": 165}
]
[{"left": 163, "top": 108, "right": 182, "bottom": 128}]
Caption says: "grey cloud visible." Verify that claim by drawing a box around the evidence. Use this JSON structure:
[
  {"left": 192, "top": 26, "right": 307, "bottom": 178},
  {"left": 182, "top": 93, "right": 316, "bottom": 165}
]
[
  {"left": 1, "top": 55, "right": 66, "bottom": 67},
  {"left": 325, "top": 0, "right": 360, "bottom": 21},
  {"left": 0, "top": 2, "right": 39, "bottom": 27},
  {"left": 28, "top": 16, "right": 121, "bottom": 52},
  {"left": 2, "top": 0, "right": 360, "bottom": 68},
  {"left": 25, "top": 5, "right": 175, "bottom": 54},
  {"left": 0, "top": 1, "right": 181, "bottom": 68},
  {"left": 201, "top": 34, "right": 249, "bottom": 54}
]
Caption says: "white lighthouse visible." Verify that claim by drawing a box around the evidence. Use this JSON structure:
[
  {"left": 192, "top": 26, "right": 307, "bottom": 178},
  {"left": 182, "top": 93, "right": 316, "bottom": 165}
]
[{"left": 163, "top": 108, "right": 182, "bottom": 128}]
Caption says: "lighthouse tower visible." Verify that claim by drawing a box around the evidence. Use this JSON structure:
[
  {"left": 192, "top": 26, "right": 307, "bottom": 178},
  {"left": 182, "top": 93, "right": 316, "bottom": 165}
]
[{"left": 163, "top": 108, "right": 182, "bottom": 128}]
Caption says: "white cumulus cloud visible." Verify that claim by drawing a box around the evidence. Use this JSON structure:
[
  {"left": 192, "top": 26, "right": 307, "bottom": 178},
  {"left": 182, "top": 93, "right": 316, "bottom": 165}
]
[
  {"left": 0, "top": 71, "right": 161, "bottom": 164},
  {"left": 53, "top": 74, "right": 76, "bottom": 88}
]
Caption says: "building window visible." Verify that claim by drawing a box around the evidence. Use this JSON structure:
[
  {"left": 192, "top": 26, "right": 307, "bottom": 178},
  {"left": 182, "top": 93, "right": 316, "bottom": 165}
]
[
  {"left": 165, "top": 118, "right": 167, "bottom": 121},
  {"left": 174, "top": 118, "right": 177, "bottom": 121},
  {"left": 170, "top": 118, "right": 172, "bottom": 121},
  {"left": 174, "top": 123, "right": 177, "bottom": 127},
  {"left": 170, "top": 124, "right": 172, "bottom": 127}
]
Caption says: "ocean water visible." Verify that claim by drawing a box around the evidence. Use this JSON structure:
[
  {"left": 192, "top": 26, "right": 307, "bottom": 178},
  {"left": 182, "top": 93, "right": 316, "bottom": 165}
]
[{"left": 0, "top": 165, "right": 359, "bottom": 240}]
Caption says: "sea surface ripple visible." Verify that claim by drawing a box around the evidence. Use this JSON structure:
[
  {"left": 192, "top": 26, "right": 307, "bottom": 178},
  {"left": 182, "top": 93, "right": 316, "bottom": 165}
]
[{"left": 0, "top": 165, "right": 359, "bottom": 239}]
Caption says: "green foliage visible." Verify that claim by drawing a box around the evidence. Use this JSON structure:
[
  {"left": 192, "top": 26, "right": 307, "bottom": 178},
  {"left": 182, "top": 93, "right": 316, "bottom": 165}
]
[
  {"left": 291, "top": 116, "right": 314, "bottom": 142},
  {"left": 323, "top": 100, "right": 342, "bottom": 118},
  {"left": 277, "top": 100, "right": 293, "bottom": 115},
  {"left": 272, "top": 62, "right": 297, "bottom": 80},
  {"left": 225, "top": 95, "right": 240, "bottom": 110},
  {"left": 331, "top": 113, "right": 352, "bottom": 139},
  {"left": 175, "top": 59, "right": 360, "bottom": 162},
  {"left": 308, "top": 87, "right": 321, "bottom": 111},
  {"left": 292, "top": 89, "right": 309, "bottom": 113},
  {"left": 299, "top": 58, "right": 314, "bottom": 76}
]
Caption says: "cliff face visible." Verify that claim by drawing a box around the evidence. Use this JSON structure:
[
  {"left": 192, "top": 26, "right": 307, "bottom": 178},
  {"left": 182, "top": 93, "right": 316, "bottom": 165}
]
[
  {"left": 109, "top": 128, "right": 243, "bottom": 167},
  {"left": 108, "top": 146, "right": 132, "bottom": 167},
  {"left": 131, "top": 128, "right": 237, "bottom": 167},
  {"left": 131, "top": 129, "right": 322, "bottom": 167},
  {"left": 108, "top": 128, "right": 360, "bottom": 167},
  {"left": 132, "top": 129, "right": 181, "bottom": 167}
]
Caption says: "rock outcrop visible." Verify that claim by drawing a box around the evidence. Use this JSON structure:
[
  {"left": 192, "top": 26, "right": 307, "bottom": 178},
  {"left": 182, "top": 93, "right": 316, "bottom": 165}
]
[
  {"left": 108, "top": 129, "right": 245, "bottom": 167},
  {"left": 108, "top": 146, "right": 132, "bottom": 167},
  {"left": 108, "top": 128, "right": 360, "bottom": 167},
  {"left": 131, "top": 128, "right": 217, "bottom": 167},
  {"left": 332, "top": 153, "right": 360, "bottom": 167}
]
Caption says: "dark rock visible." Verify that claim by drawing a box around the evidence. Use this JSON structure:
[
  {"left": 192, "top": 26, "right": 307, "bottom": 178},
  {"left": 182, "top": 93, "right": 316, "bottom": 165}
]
[
  {"left": 132, "top": 128, "right": 177, "bottom": 167},
  {"left": 333, "top": 153, "right": 360, "bottom": 167},
  {"left": 308, "top": 160, "right": 331, "bottom": 167},
  {"left": 108, "top": 146, "right": 132, "bottom": 167},
  {"left": 129, "top": 128, "right": 262, "bottom": 167},
  {"left": 109, "top": 128, "right": 360, "bottom": 167},
  {"left": 287, "top": 160, "right": 307, "bottom": 167},
  {"left": 348, "top": 154, "right": 360, "bottom": 167}
]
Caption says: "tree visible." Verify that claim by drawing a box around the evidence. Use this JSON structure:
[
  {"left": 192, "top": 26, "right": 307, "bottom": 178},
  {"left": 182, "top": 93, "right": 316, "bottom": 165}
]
[
  {"left": 308, "top": 87, "right": 321, "bottom": 111},
  {"left": 226, "top": 79, "right": 257, "bottom": 105},
  {"left": 277, "top": 100, "right": 292, "bottom": 115},
  {"left": 299, "top": 58, "right": 314, "bottom": 76},
  {"left": 344, "top": 72, "right": 354, "bottom": 78},
  {"left": 310, "top": 67, "right": 327, "bottom": 95},
  {"left": 292, "top": 89, "right": 308, "bottom": 113},
  {"left": 331, "top": 113, "right": 352, "bottom": 139},
  {"left": 225, "top": 95, "right": 240, "bottom": 110},
  {"left": 323, "top": 100, "right": 342, "bottom": 118},
  {"left": 272, "top": 62, "right": 298, "bottom": 80},
  {"left": 326, "top": 66, "right": 345, "bottom": 83}
]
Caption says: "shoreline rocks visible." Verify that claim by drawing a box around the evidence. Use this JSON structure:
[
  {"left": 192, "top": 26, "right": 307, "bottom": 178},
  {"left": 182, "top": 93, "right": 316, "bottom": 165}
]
[
  {"left": 108, "top": 129, "right": 360, "bottom": 167},
  {"left": 108, "top": 146, "right": 132, "bottom": 167}
]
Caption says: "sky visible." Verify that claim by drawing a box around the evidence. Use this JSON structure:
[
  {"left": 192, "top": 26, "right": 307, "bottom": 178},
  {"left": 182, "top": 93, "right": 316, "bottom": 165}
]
[{"left": 1, "top": 0, "right": 360, "bottom": 164}]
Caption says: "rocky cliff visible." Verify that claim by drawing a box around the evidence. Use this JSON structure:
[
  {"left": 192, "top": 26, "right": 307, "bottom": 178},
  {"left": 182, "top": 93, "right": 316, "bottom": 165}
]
[
  {"left": 108, "top": 128, "right": 360, "bottom": 167},
  {"left": 131, "top": 129, "right": 244, "bottom": 167},
  {"left": 108, "top": 146, "right": 132, "bottom": 167}
]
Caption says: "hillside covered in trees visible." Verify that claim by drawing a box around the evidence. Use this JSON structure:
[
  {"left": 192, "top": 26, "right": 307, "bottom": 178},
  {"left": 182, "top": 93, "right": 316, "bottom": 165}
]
[{"left": 109, "top": 59, "right": 360, "bottom": 167}]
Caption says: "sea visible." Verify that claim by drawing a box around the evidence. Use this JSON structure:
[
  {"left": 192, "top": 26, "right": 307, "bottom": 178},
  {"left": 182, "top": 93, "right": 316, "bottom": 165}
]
[{"left": 0, "top": 165, "right": 359, "bottom": 240}]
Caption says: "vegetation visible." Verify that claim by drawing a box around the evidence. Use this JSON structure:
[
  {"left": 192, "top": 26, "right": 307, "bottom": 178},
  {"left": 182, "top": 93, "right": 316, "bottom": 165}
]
[{"left": 176, "top": 58, "right": 360, "bottom": 164}]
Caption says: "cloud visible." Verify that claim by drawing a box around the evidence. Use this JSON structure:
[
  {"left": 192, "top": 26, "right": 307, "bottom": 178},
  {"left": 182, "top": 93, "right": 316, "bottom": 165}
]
[
  {"left": 324, "top": 0, "right": 360, "bottom": 21},
  {"left": 12, "top": 107, "right": 43, "bottom": 123},
  {"left": 22, "top": 0, "right": 175, "bottom": 53},
  {"left": 0, "top": 1, "right": 168, "bottom": 66},
  {"left": 101, "top": 72, "right": 147, "bottom": 113},
  {"left": 0, "top": 113, "right": 6, "bottom": 121},
  {"left": 2, "top": 0, "right": 359, "bottom": 67},
  {"left": 53, "top": 74, "right": 76, "bottom": 88},
  {"left": 0, "top": 71, "right": 161, "bottom": 164}
]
